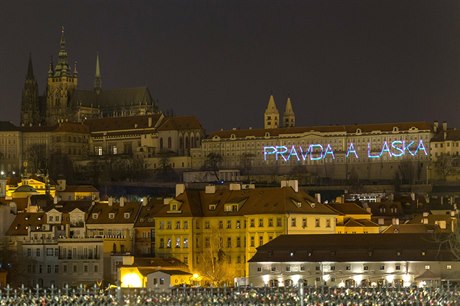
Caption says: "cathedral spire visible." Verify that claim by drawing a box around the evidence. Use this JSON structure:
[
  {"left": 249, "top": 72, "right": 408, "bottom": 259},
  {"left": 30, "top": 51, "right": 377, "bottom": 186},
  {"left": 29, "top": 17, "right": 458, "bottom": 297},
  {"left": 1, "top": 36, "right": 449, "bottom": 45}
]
[
  {"left": 48, "top": 56, "right": 54, "bottom": 77},
  {"left": 59, "top": 26, "right": 66, "bottom": 58},
  {"left": 94, "top": 52, "right": 102, "bottom": 94},
  {"left": 26, "top": 53, "right": 35, "bottom": 80}
]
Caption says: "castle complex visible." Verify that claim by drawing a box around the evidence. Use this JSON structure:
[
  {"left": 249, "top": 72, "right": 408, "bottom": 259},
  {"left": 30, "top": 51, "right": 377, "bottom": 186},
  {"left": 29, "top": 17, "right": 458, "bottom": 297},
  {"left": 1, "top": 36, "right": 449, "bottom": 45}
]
[{"left": 21, "top": 27, "right": 157, "bottom": 127}]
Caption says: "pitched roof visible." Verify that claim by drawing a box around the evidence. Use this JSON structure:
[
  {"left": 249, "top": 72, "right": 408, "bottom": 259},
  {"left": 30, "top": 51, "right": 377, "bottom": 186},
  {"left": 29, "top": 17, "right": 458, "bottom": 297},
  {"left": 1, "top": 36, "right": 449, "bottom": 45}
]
[
  {"left": 327, "top": 203, "right": 371, "bottom": 215},
  {"left": 155, "top": 186, "right": 336, "bottom": 218},
  {"left": 84, "top": 114, "right": 163, "bottom": 133},
  {"left": 208, "top": 122, "right": 433, "bottom": 139},
  {"left": 431, "top": 129, "right": 460, "bottom": 142},
  {"left": 71, "top": 87, "right": 155, "bottom": 109},
  {"left": 157, "top": 116, "right": 203, "bottom": 131},
  {"left": 86, "top": 200, "right": 141, "bottom": 224},
  {"left": 382, "top": 224, "right": 440, "bottom": 234},
  {"left": 249, "top": 233, "right": 457, "bottom": 263},
  {"left": 60, "top": 185, "right": 99, "bottom": 193},
  {"left": 45, "top": 200, "right": 94, "bottom": 213},
  {"left": 135, "top": 198, "right": 165, "bottom": 227},
  {"left": 6, "top": 212, "right": 46, "bottom": 236}
]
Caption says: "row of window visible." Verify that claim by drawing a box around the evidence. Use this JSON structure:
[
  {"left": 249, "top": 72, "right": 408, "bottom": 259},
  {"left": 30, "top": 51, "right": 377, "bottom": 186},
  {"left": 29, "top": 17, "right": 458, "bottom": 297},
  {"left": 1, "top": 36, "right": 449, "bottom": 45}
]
[
  {"left": 27, "top": 263, "right": 99, "bottom": 274},
  {"left": 257, "top": 263, "right": 450, "bottom": 273}
]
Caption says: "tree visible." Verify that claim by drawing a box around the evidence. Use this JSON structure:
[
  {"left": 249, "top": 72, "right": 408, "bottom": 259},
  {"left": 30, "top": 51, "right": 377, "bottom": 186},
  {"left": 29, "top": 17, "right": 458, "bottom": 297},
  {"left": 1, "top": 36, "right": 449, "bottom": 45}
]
[
  {"left": 433, "top": 220, "right": 460, "bottom": 260},
  {"left": 25, "top": 143, "right": 48, "bottom": 175},
  {"left": 197, "top": 227, "right": 234, "bottom": 286},
  {"left": 0, "top": 238, "right": 30, "bottom": 286},
  {"left": 434, "top": 153, "right": 460, "bottom": 181},
  {"left": 48, "top": 151, "right": 74, "bottom": 181},
  {"left": 202, "top": 153, "right": 223, "bottom": 181},
  {"left": 154, "top": 152, "right": 178, "bottom": 182},
  {"left": 239, "top": 153, "right": 255, "bottom": 175}
]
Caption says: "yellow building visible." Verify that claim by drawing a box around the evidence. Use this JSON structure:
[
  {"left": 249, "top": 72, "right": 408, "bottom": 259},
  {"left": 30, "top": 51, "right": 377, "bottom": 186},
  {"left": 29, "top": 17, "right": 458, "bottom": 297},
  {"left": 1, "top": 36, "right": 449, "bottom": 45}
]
[
  {"left": 5, "top": 176, "right": 56, "bottom": 198},
  {"left": 119, "top": 256, "right": 190, "bottom": 289},
  {"left": 152, "top": 181, "right": 338, "bottom": 285},
  {"left": 327, "top": 202, "right": 379, "bottom": 234}
]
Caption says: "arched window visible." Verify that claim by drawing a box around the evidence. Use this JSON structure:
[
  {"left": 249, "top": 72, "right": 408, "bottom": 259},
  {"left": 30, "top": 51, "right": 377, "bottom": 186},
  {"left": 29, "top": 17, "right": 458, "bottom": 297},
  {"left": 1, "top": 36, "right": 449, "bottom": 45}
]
[
  {"left": 159, "top": 138, "right": 164, "bottom": 149},
  {"left": 168, "top": 137, "right": 172, "bottom": 149}
]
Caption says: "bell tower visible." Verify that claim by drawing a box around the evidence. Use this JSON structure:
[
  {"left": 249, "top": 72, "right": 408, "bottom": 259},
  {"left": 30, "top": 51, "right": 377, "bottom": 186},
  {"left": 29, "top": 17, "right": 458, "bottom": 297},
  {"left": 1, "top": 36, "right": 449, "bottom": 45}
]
[
  {"left": 283, "top": 95, "right": 295, "bottom": 128},
  {"left": 264, "top": 93, "right": 279, "bottom": 129}
]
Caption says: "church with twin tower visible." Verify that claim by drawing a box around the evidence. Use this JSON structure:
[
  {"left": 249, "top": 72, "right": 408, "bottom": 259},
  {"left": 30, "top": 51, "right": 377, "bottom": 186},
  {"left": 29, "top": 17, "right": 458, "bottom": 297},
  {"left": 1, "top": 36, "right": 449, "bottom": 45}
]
[
  {"left": 21, "top": 27, "right": 158, "bottom": 127},
  {"left": 264, "top": 93, "right": 295, "bottom": 129}
]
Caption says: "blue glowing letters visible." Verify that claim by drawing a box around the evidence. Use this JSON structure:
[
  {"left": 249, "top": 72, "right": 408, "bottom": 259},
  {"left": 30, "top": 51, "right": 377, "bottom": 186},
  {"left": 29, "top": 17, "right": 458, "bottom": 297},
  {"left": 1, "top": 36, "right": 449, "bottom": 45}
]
[{"left": 263, "top": 140, "right": 428, "bottom": 161}]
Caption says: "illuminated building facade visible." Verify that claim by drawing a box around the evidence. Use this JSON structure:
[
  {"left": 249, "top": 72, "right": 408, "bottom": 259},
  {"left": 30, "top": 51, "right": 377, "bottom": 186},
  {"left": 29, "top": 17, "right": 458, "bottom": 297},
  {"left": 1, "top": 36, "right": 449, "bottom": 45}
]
[
  {"left": 193, "top": 121, "right": 434, "bottom": 183},
  {"left": 153, "top": 182, "right": 338, "bottom": 280},
  {"left": 20, "top": 28, "right": 158, "bottom": 127},
  {"left": 248, "top": 233, "right": 460, "bottom": 287}
]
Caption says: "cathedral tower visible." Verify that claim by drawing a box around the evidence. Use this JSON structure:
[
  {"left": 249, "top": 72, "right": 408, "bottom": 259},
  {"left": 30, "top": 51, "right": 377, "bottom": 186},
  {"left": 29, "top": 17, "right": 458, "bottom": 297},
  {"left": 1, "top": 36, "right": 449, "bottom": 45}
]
[
  {"left": 45, "top": 27, "right": 78, "bottom": 125},
  {"left": 264, "top": 93, "right": 280, "bottom": 129},
  {"left": 21, "top": 54, "right": 40, "bottom": 126},
  {"left": 94, "top": 53, "right": 102, "bottom": 95},
  {"left": 283, "top": 95, "right": 295, "bottom": 128}
]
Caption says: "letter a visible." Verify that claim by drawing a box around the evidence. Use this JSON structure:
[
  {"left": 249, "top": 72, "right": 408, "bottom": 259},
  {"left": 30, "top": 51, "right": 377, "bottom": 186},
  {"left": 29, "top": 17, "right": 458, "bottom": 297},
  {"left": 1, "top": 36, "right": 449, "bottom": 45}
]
[{"left": 346, "top": 143, "right": 359, "bottom": 159}]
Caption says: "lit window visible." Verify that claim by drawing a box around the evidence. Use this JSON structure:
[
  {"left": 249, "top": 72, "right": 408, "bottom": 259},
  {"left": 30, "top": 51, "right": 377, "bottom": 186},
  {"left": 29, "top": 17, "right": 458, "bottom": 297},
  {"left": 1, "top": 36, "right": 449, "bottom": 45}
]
[{"left": 425, "top": 265, "right": 430, "bottom": 270}]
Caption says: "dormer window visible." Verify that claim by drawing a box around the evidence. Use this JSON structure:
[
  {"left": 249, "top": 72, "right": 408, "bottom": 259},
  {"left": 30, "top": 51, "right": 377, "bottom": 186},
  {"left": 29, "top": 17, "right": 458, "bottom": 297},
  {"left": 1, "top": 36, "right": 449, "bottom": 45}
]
[
  {"left": 92, "top": 213, "right": 99, "bottom": 220},
  {"left": 356, "top": 128, "right": 362, "bottom": 134},
  {"left": 124, "top": 213, "right": 130, "bottom": 219},
  {"left": 392, "top": 126, "right": 399, "bottom": 132},
  {"left": 209, "top": 204, "right": 216, "bottom": 211},
  {"left": 109, "top": 213, "right": 115, "bottom": 219}
]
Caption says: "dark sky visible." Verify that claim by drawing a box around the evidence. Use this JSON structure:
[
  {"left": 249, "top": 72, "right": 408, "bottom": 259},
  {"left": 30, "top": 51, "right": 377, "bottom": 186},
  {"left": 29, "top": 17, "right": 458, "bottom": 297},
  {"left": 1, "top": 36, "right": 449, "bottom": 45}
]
[{"left": 1, "top": 0, "right": 460, "bottom": 133}]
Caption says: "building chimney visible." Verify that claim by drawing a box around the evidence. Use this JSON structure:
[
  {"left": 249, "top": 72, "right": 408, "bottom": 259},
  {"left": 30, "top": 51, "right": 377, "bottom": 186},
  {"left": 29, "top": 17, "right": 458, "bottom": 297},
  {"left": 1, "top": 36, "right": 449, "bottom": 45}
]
[
  {"left": 410, "top": 193, "right": 415, "bottom": 201},
  {"left": 142, "top": 197, "right": 148, "bottom": 206},
  {"left": 229, "top": 183, "right": 241, "bottom": 191},
  {"left": 443, "top": 121, "right": 447, "bottom": 131},
  {"left": 205, "top": 185, "right": 216, "bottom": 194},
  {"left": 433, "top": 121, "right": 439, "bottom": 133},
  {"left": 57, "top": 179, "right": 66, "bottom": 192},
  {"left": 120, "top": 197, "right": 125, "bottom": 207},
  {"left": 315, "top": 193, "right": 321, "bottom": 203},
  {"left": 108, "top": 197, "right": 113, "bottom": 206},
  {"left": 148, "top": 117, "right": 152, "bottom": 127},
  {"left": 176, "top": 184, "right": 186, "bottom": 197},
  {"left": 281, "top": 180, "right": 299, "bottom": 192}
]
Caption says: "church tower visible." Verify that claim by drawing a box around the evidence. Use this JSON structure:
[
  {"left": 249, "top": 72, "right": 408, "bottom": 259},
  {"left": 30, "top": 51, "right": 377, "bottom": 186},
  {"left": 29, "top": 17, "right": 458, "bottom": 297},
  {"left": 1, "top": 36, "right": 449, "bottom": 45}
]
[
  {"left": 21, "top": 54, "right": 40, "bottom": 126},
  {"left": 264, "top": 93, "right": 279, "bottom": 129},
  {"left": 45, "top": 27, "right": 78, "bottom": 125},
  {"left": 94, "top": 52, "right": 102, "bottom": 95},
  {"left": 283, "top": 95, "right": 295, "bottom": 128}
]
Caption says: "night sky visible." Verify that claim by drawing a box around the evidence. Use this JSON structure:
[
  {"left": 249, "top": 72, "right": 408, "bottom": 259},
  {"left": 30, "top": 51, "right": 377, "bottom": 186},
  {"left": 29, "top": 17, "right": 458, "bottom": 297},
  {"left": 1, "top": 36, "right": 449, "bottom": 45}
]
[{"left": 1, "top": 0, "right": 460, "bottom": 133}]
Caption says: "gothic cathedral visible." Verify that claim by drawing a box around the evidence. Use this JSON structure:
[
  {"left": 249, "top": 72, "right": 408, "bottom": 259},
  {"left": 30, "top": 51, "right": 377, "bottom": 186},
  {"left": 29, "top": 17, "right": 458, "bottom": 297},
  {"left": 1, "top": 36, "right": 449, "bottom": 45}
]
[{"left": 21, "top": 28, "right": 158, "bottom": 127}]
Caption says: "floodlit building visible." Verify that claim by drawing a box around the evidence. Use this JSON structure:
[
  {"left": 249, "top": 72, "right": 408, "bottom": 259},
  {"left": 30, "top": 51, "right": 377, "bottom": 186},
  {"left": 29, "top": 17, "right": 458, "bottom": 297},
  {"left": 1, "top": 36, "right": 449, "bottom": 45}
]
[
  {"left": 153, "top": 182, "right": 338, "bottom": 282},
  {"left": 192, "top": 95, "right": 442, "bottom": 183},
  {"left": 20, "top": 28, "right": 158, "bottom": 127},
  {"left": 248, "top": 233, "right": 460, "bottom": 287}
]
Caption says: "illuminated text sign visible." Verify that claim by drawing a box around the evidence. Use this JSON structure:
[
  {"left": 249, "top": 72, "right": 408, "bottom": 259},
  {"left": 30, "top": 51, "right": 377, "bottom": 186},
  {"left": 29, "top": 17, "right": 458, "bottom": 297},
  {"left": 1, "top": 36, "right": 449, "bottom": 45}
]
[{"left": 263, "top": 140, "right": 428, "bottom": 161}]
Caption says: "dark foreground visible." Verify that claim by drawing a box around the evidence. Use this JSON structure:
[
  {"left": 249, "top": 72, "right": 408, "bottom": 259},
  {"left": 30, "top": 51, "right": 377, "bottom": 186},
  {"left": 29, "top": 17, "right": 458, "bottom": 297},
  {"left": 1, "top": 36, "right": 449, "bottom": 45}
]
[{"left": 0, "top": 285, "right": 458, "bottom": 305}]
